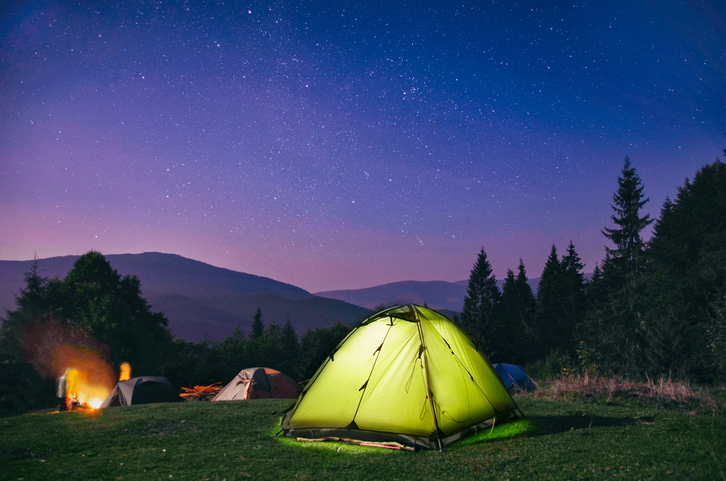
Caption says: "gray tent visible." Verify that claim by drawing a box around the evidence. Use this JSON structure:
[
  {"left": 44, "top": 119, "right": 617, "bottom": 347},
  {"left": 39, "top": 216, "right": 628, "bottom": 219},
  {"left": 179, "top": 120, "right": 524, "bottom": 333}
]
[
  {"left": 101, "top": 376, "right": 183, "bottom": 407},
  {"left": 212, "top": 367, "right": 300, "bottom": 401}
]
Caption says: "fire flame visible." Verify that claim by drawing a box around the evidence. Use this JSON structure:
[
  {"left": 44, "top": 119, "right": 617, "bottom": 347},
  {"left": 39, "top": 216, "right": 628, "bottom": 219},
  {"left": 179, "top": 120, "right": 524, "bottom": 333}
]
[
  {"left": 20, "top": 318, "right": 120, "bottom": 411},
  {"left": 119, "top": 362, "right": 131, "bottom": 381},
  {"left": 62, "top": 364, "right": 114, "bottom": 410},
  {"left": 53, "top": 346, "right": 116, "bottom": 411}
]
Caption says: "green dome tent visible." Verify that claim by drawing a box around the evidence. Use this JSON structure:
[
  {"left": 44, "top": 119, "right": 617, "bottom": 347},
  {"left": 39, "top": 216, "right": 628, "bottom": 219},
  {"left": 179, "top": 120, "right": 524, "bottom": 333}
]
[{"left": 281, "top": 305, "right": 520, "bottom": 450}]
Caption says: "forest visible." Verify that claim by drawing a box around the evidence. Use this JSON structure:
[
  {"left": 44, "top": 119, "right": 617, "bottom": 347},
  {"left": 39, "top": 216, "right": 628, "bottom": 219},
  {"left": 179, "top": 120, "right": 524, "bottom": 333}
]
[{"left": 1, "top": 153, "right": 724, "bottom": 415}]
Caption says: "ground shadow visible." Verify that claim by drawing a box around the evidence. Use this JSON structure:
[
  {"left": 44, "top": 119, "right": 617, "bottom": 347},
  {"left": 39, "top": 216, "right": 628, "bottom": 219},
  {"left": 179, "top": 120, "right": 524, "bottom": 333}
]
[{"left": 529, "top": 414, "right": 655, "bottom": 437}]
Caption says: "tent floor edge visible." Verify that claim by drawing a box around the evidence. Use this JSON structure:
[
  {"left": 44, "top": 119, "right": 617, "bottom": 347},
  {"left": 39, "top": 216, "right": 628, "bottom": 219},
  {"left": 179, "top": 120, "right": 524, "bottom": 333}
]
[
  {"left": 281, "top": 410, "right": 517, "bottom": 451},
  {"left": 282, "top": 427, "right": 439, "bottom": 450}
]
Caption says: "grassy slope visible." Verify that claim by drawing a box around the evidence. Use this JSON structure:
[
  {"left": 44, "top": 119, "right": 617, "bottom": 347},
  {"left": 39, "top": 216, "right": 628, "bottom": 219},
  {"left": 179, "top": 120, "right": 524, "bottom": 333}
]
[{"left": 1, "top": 397, "right": 724, "bottom": 481}]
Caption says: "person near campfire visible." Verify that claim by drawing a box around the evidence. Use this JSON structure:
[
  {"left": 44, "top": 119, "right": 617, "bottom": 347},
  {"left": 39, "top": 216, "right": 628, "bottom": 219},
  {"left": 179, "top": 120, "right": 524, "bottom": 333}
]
[{"left": 56, "top": 368, "right": 70, "bottom": 411}]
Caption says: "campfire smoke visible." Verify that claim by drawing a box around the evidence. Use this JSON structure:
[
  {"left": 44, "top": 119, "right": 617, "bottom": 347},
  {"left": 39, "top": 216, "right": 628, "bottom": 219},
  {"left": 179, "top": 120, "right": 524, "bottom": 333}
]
[{"left": 22, "top": 317, "right": 116, "bottom": 410}]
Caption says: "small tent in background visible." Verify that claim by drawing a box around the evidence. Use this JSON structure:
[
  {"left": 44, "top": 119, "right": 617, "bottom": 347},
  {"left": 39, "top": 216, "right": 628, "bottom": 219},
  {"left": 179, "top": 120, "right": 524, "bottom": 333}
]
[
  {"left": 281, "top": 304, "right": 520, "bottom": 450},
  {"left": 212, "top": 367, "right": 299, "bottom": 401},
  {"left": 101, "top": 376, "right": 183, "bottom": 407},
  {"left": 493, "top": 363, "right": 536, "bottom": 392}
]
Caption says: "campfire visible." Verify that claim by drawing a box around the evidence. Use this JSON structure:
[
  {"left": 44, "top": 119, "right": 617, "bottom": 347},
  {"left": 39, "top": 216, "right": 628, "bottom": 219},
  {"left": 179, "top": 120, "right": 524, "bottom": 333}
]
[
  {"left": 20, "top": 318, "right": 121, "bottom": 412},
  {"left": 59, "top": 365, "right": 114, "bottom": 411},
  {"left": 54, "top": 353, "right": 125, "bottom": 412}
]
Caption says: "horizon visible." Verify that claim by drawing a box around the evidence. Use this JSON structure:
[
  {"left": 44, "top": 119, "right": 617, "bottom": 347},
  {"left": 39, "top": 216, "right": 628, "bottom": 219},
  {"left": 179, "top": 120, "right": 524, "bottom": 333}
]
[
  {"left": 1, "top": 1, "right": 723, "bottom": 293},
  {"left": 1, "top": 249, "right": 584, "bottom": 294}
]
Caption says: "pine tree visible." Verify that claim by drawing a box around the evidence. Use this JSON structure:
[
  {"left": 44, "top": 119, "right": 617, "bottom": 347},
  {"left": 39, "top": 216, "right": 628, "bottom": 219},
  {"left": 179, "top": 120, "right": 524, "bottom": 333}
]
[
  {"left": 0, "top": 260, "right": 49, "bottom": 359},
  {"left": 251, "top": 307, "right": 264, "bottom": 339},
  {"left": 0, "top": 261, "right": 56, "bottom": 413},
  {"left": 559, "top": 241, "right": 586, "bottom": 357},
  {"left": 515, "top": 260, "right": 537, "bottom": 361},
  {"left": 602, "top": 157, "right": 653, "bottom": 276},
  {"left": 498, "top": 259, "right": 536, "bottom": 364},
  {"left": 534, "top": 245, "right": 563, "bottom": 359},
  {"left": 280, "top": 319, "right": 300, "bottom": 380},
  {"left": 461, "top": 248, "right": 501, "bottom": 358},
  {"left": 582, "top": 159, "right": 656, "bottom": 378},
  {"left": 497, "top": 270, "right": 519, "bottom": 362},
  {"left": 643, "top": 159, "right": 726, "bottom": 381}
]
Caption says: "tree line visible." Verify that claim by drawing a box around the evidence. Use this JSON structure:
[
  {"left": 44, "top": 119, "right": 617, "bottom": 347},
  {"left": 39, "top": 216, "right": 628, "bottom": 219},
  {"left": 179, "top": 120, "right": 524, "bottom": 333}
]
[
  {"left": 1, "top": 150, "right": 724, "bottom": 414},
  {"left": 460, "top": 155, "right": 726, "bottom": 384},
  {"left": 0, "top": 251, "right": 355, "bottom": 414}
]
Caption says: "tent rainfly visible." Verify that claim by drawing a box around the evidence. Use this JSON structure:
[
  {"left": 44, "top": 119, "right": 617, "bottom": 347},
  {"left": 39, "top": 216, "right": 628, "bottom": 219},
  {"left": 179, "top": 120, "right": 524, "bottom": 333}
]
[
  {"left": 493, "top": 363, "right": 537, "bottom": 392},
  {"left": 280, "top": 304, "right": 520, "bottom": 450},
  {"left": 212, "top": 367, "right": 300, "bottom": 401},
  {"left": 101, "top": 376, "right": 183, "bottom": 407}
]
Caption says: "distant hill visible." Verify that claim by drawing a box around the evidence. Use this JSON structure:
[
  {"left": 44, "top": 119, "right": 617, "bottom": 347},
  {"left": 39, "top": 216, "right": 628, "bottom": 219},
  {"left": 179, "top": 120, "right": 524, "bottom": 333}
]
[
  {"left": 0, "top": 253, "right": 371, "bottom": 342},
  {"left": 316, "top": 277, "right": 544, "bottom": 314},
  {"left": 316, "top": 280, "right": 468, "bottom": 313}
]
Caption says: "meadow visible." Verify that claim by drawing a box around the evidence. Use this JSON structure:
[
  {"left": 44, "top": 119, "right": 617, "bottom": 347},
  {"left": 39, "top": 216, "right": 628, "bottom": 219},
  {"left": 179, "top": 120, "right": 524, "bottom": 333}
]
[{"left": 1, "top": 376, "right": 724, "bottom": 481}]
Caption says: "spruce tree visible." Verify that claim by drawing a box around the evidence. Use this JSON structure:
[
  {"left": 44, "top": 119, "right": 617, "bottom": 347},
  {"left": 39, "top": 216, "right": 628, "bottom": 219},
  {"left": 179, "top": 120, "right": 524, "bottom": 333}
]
[
  {"left": 497, "top": 270, "right": 520, "bottom": 362},
  {"left": 461, "top": 248, "right": 501, "bottom": 358},
  {"left": 251, "top": 307, "right": 264, "bottom": 339},
  {"left": 280, "top": 319, "right": 300, "bottom": 379},
  {"left": 560, "top": 241, "right": 586, "bottom": 357},
  {"left": 498, "top": 259, "right": 536, "bottom": 364},
  {"left": 534, "top": 245, "right": 563, "bottom": 359},
  {"left": 643, "top": 159, "right": 726, "bottom": 381},
  {"left": 0, "top": 261, "right": 56, "bottom": 413},
  {"left": 602, "top": 157, "right": 653, "bottom": 276},
  {"left": 515, "top": 259, "right": 537, "bottom": 361},
  {"left": 583, "top": 159, "right": 654, "bottom": 378}
]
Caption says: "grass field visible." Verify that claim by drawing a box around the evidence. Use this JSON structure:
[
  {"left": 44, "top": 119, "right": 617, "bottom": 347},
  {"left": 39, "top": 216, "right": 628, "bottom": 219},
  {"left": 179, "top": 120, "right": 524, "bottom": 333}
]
[{"left": 1, "top": 381, "right": 725, "bottom": 481}]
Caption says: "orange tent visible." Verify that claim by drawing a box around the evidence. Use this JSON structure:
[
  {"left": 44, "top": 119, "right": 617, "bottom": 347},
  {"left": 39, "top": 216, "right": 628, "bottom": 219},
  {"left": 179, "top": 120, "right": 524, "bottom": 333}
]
[{"left": 212, "top": 367, "right": 299, "bottom": 401}]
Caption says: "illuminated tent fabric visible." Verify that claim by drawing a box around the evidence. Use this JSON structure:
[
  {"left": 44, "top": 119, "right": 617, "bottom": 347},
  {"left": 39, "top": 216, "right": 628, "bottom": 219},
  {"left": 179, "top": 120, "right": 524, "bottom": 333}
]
[
  {"left": 212, "top": 367, "right": 300, "bottom": 401},
  {"left": 493, "top": 363, "right": 536, "bottom": 392},
  {"left": 280, "top": 305, "right": 519, "bottom": 450},
  {"left": 101, "top": 376, "right": 183, "bottom": 407}
]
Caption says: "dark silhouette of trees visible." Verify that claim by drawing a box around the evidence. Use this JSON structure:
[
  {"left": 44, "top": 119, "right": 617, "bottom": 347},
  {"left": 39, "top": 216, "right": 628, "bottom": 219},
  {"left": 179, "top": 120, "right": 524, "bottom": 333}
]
[
  {"left": 580, "top": 159, "right": 653, "bottom": 377},
  {"left": 5, "top": 151, "right": 726, "bottom": 414},
  {"left": 534, "top": 245, "right": 563, "bottom": 359},
  {"left": 641, "top": 159, "right": 726, "bottom": 381},
  {"left": 52, "top": 252, "right": 174, "bottom": 376},
  {"left": 497, "top": 259, "right": 536, "bottom": 364},
  {"left": 602, "top": 157, "right": 653, "bottom": 276},
  {"left": 279, "top": 319, "right": 300, "bottom": 378},
  {"left": 0, "top": 252, "right": 175, "bottom": 413},
  {"left": 251, "top": 307, "right": 264, "bottom": 339},
  {"left": 460, "top": 248, "right": 501, "bottom": 358},
  {"left": 559, "top": 241, "right": 586, "bottom": 357},
  {"left": 296, "top": 322, "right": 351, "bottom": 382}
]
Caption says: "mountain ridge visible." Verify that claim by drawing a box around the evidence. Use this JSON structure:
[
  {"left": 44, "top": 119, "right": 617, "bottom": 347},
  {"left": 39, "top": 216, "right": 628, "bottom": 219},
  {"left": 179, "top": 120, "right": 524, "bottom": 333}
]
[
  {"left": 0, "top": 252, "right": 370, "bottom": 342},
  {"left": 315, "top": 277, "right": 542, "bottom": 313},
  {"left": 2, "top": 252, "right": 586, "bottom": 342}
]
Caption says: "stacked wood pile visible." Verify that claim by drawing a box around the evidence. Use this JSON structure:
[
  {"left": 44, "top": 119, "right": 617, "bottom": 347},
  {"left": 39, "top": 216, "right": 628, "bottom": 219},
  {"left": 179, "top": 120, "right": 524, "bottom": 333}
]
[{"left": 180, "top": 382, "right": 222, "bottom": 401}]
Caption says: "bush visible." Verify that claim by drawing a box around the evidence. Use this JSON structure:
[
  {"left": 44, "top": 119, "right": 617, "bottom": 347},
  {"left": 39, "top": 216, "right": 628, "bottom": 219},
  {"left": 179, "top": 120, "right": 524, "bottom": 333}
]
[{"left": 524, "top": 350, "right": 573, "bottom": 382}]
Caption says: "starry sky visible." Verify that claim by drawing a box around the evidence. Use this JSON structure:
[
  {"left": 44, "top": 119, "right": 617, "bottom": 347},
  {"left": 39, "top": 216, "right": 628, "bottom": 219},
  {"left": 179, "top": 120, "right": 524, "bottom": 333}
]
[{"left": 1, "top": 1, "right": 724, "bottom": 293}]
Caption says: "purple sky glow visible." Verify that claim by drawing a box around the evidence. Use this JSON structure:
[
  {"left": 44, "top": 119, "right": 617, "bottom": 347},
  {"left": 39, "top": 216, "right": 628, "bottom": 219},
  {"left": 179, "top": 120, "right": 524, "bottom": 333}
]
[{"left": 1, "top": 1, "right": 724, "bottom": 292}]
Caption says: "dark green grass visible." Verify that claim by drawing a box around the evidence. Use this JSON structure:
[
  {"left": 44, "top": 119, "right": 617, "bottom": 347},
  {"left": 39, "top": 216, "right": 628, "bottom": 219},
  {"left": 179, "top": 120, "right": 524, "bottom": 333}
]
[{"left": 1, "top": 397, "right": 724, "bottom": 481}]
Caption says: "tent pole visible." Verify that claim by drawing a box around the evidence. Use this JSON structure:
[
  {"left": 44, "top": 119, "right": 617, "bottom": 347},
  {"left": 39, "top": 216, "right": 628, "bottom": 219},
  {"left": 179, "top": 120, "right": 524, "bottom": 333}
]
[{"left": 412, "top": 305, "right": 444, "bottom": 450}]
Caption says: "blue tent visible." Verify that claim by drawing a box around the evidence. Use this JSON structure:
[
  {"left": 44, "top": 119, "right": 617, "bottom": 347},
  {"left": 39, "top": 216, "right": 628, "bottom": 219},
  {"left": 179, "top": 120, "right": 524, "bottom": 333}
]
[{"left": 493, "top": 363, "right": 536, "bottom": 392}]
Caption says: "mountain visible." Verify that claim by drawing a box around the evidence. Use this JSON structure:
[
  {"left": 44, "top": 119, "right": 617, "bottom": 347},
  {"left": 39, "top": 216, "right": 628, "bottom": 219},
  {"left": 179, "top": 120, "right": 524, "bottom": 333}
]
[
  {"left": 0, "top": 253, "right": 371, "bottom": 342},
  {"left": 315, "top": 277, "right": 544, "bottom": 314},
  {"left": 316, "top": 280, "right": 468, "bottom": 313}
]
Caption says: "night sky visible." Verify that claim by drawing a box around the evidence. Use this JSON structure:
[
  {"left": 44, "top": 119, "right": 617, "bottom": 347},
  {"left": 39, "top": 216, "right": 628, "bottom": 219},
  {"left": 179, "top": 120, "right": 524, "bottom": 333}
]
[{"left": 1, "top": 1, "right": 724, "bottom": 292}]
